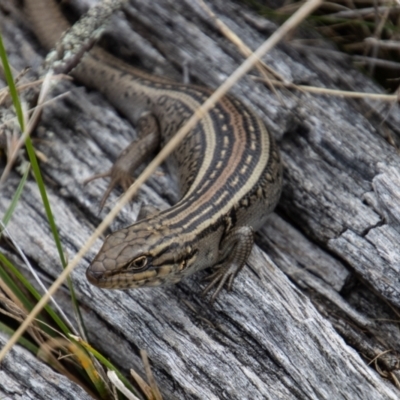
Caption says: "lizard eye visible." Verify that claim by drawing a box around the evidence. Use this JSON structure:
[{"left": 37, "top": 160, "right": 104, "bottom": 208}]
[{"left": 126, "top": 256, "right": 148, "bottom": 270}]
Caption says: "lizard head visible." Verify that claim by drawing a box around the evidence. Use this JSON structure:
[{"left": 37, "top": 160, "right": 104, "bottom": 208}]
[{"left": 86, "top": 220, "right": 198, "bottom": 289}]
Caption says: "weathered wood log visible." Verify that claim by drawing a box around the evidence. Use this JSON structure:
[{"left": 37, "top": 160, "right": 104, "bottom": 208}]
[
  {"left": 1, "top": 0, "right": 400, "bottom": 398},
  {"left": 0, "top": 332, "right": 93, "bottom": 399}
]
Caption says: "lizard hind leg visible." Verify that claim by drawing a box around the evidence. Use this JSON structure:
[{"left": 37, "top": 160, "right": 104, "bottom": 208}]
[
  {"left": 84, "top": 112, "right": 160, "bottom": 210},
  {"left": 202, "top": 226, "right": 254, "bottom": 302}
]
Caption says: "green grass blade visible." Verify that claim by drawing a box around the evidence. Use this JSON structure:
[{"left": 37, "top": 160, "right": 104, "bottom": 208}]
[
  {"left": 0, "top": 322, "right": 39, "bottom": 353},
  {"left": 1, "top": 163, "right": 30, "bottom": 231},
  {"left": 0, "top": 33, "right": 25, "bottom": 131},
  {"left": 0, "top": 253, "right": 71, "bottom": 336},
  {"left": 74, "top": 336, "right": 142, "bottom": 399},
  {"left": 0, "top": 32, "right": 86, "bottom": 339},
  {"left": 0, "top": 254, "right": 36, "bottom": 315},
  {"left": 68, "top": 338, "right": 111, "bottom": 399}
]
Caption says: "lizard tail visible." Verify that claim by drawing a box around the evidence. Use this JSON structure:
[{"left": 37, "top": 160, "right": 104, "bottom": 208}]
[{"left": 25, "top": 0, "right": 70, "bottom": 50}]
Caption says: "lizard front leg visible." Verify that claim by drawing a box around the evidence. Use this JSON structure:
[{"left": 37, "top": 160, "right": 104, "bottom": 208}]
[
  {"left": 85, "top": 111, "right": 160, "bottom": 209},
  {"left": 203, "top": 226, "right": 254, "bottom": 302}
]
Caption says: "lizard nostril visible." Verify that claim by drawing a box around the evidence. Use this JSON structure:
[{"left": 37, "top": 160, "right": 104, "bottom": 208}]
[{"left": 86, "top": 268, "right": 103, "bottom": 284}]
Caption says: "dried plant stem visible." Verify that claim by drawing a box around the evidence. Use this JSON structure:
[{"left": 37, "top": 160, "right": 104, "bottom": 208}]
[{"left": 254, "top": 77, "right": 399, "bottom": 101}]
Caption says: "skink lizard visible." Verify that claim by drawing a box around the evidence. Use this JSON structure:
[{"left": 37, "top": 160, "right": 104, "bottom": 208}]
[{"left": 25, "top": 0, "right": 282, "bottom": 300}]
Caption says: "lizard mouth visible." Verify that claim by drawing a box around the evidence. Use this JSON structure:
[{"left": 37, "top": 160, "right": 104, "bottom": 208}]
[
  {"left": 86, "top": 259, "right": 188, "bottom": 289},
  {"left": 86, "top": 267, "right": 161, "bottom": 289}
]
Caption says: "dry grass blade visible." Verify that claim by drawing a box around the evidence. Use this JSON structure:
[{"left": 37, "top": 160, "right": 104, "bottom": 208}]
[
  {"left": 197, "top": 0, "right": 287, "bottom": 94},
  {"left": 292, "top": 43, "right": 400, "bottom": 70},
  {"left": 0, "top": 271, "right": 25, "bottom": 312},
  {"left": 0, "top": 295, "right": 63, "bottom": 346},
  {"left": 364, "top": 38, "right": 400, "bottom": 50},
  {"left": 366, "top": 6, "right": 390, "bottom": 76},
  {"left": 107, "top": 370, "right": 142, "bottom": 400},
  {"left": 0, "top": 222, "right": 76, "bottom": 333},
  {"left": 140, "top": 349, "right": 163, "bottom": 400},
  {"left": 0, "top": 297, "right": 47, "bottom": 352},
  {"left": 0, "top": 291, "right": 83, "bottom": 387},
  {"left": 38, "top": 337, "right": 100, "bottom": 398},
  {"left": 0, "top": 74, "right": 69, "bottom": 104},
  {"left": 368, "top": 349, "right": 394, "bottom": 366},
  {"left": 0, "top": 90, "right": 71, "bottom": 137},
  {"left": 253, "top": 77, "right": 400, "bottom": 101},
  {"left": 374, "top": 357, "right": 389, "bottom": 377},
  {"left": 390, "top": 371, "right": 400, "bottom": 390},
  {"left": 353, "top": 55, "right": 400, "bottom": 69},
  {"left": 0, "top": 0, "right": 322, "bottom": 362},
  {"left": 129, "top": 351, "right": 163, "bottom": 399},
  {"left": 286, "top": 0, "right": 400, "bottom": 91},
  {"left": 0, "top": 71, "right": 53, "bottom": 186},
  {"left": 328, "top": 5, "right": 400, "bottom": 19},
  {"left": 130, "top": 368, "right": 153, "bottom": 399}
]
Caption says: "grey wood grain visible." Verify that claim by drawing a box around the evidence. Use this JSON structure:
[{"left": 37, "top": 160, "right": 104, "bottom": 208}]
[
  {"left": 1, "top": 0, "right": 400, "bottom": 398},
  {"left": 0, "top": 332, "right": 94, "bottom": 400}
]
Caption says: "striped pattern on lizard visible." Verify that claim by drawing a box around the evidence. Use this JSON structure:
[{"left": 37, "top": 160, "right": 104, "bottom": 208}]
[{"left": 25, "top": 0, "right": 282, "bottom": 301}]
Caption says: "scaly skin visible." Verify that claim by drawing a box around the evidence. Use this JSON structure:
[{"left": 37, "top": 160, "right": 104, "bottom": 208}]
[{"left": 25, "top": 0, "right": 282, "bottom": 300}]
